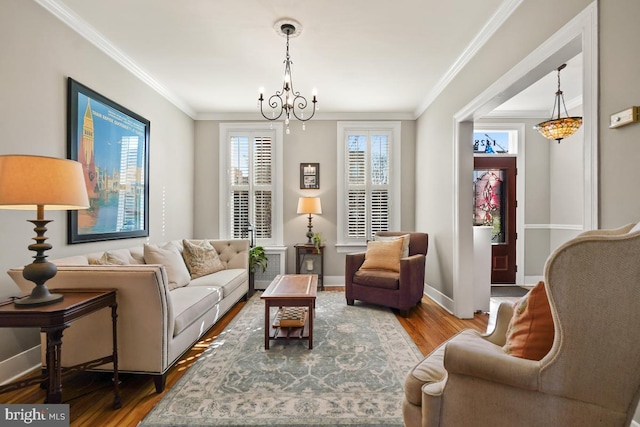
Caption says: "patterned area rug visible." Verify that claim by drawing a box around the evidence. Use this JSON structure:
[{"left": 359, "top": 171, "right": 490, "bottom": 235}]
[{"left": 140, "top": 292, "right": 423, "bottom": 427}]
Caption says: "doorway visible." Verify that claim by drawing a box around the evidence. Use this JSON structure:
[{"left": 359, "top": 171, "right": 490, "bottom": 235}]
[
  {"left": 474, "top": 156, "right": 517, "bottom": 283},
  {"left": 451, "top": 3, "right": 597, "bottom": 319}
]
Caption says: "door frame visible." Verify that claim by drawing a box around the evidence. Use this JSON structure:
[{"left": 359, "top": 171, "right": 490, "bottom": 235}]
[
  {"left": 451, "top": 3, "right": 598, "bottom": 318},
  {"left": 474, "top": 123, "right": 526, "bottom": 286}
]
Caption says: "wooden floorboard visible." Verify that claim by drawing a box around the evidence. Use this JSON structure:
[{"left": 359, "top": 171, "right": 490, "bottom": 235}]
[{"left": 0, "top": 289, "right": 488, "bottom": 426}]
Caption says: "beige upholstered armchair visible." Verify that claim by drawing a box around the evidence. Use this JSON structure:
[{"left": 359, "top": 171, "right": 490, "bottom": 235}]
[
  {"left": 403, "top": 224, "right": 640, "bottom": 427},
  {"left": 345, "top": 231, "right": 428, "bottom": 317}
]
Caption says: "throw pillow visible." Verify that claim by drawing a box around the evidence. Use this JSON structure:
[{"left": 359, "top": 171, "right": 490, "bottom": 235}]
[
  {"left": 143, "top": 242, "right": 191, "bottom": 290},
  {"left": 374, "top": 234, "right": 410, "bottom": 258},
  {"left": 503, "top": 281, "right": 555, "bottom": 361},
  {"left": 360, "top": 238, "right": 404, "bottom": 272},
  {"left": 182, "top": 239, "right": 226, "bottom": 279},
  {"left": 90, "top": 251, "right": 129, "bottom": 265}
]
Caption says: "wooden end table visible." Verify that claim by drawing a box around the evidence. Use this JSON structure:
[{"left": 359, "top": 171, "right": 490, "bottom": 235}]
[
  {"left": 261, "top": 274, "right": 317, "bottom": 350},
  {"left": 0, "top": 289, "right": 121, "bottom": 409}
]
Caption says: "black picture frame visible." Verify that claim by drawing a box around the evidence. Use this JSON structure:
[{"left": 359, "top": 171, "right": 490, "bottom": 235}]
[
  {"left": 300, "top": 163, "right": 319, "bottom": 189},
  {"left": 67, "top": 77, "right": 150, "bottom": 243}
]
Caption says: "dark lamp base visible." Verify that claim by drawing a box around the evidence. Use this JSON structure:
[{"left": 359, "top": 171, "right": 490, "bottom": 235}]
[{"left": 15, "top": 286, "right": 63, "bottom": 307}]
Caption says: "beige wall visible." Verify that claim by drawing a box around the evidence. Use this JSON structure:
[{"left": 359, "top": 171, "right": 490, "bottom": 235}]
[
  {"left": 193, "top": 119, "right": 416, "bottom": 278},
  {"left": 415, "top": 0, "right": 592, "bottom": 298},
  {"left": 0, "top": 0, "right": 194, "bottom": 366}
]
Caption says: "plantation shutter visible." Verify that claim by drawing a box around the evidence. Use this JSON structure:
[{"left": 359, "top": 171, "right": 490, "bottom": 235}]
[
  {"left": 228, "top": 133, "right": 274, "bottom": 239},
  {"left": 345, "top": 131, "right": 391, "bottom": 241}
]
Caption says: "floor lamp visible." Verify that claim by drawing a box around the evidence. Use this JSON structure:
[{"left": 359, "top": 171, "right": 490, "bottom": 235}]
[{"left": 0, "top": 155, "right": 89, "bottom": 307}]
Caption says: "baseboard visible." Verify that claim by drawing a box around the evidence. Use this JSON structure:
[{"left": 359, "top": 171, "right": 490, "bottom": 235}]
[
  {"left": 324, "top": 275, "right": 344, "bottom": 286},
  {"left": 423, "top": 283, "right": 455, "bottom": 314},
  {"left": 0, "top": 345, "right": 40, "bottom": 385}
]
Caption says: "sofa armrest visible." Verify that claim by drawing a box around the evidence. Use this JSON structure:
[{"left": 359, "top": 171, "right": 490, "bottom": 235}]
[
  {"left": 345, "top": 252, "right": 366, "bottom": 286},
  {"left": 8, "top": 265, "right": 172, "bottom": 374},
  {"left": 483, "top": 300, "right": 514, "bottom": 346},
  {"left": 444, "top": 338, "right": 540, "bottom": 390}
]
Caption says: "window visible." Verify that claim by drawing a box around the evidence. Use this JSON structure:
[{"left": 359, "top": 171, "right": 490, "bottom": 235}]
[
  {"left": 219, "top": 123, "right": 283, "bottom": 245},
  {"left": 473, "top": 130, "right": 517, "bottom": 154},
  {"left": 337, "top": 122, "right": 401, "bottom": 250}
]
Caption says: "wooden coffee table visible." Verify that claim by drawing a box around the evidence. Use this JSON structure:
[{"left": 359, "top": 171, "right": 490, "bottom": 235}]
[{"left": 261, "top": 274, "right": 317, "bottom": 350}]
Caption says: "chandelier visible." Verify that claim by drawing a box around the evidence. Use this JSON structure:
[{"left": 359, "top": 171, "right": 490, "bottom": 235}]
[
  {"left": 258, "top": 20, "right": 317, "bottom": 135},
  {"left": 534, "top": 63, "right": 582, "bottom": 143}
]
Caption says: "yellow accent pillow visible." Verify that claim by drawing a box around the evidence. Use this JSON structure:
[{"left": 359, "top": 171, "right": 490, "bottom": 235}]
[
  {"left": 503, "top": 281, "right": 555, "bottom": 360},
  {"left": 360, "top": 238, "right": 404, "bottom": 272},
  {"left": 374, "top": 234, "right": 410, "bottom": 258}
]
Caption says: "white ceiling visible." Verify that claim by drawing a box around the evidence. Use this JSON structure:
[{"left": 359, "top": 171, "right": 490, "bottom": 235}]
[{"left": 37, "top": 0, "right": 582, "bottom": 120}]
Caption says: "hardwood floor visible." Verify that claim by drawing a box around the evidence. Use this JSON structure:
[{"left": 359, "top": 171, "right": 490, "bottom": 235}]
[{"left": 0, "top": 289, "right": 488, "bottom": 426}]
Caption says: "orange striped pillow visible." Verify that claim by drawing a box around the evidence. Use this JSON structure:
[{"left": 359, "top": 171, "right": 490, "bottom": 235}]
[{"left": 503, "top": 281, "right": 554, "bottom": 360}]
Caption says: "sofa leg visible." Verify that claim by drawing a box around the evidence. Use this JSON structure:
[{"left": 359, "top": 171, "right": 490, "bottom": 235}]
[
  {"left": 399, "top": 309, "right": 409, "bottom": 318},
  {"left": 346, "top": 299, "right": 354, "bottom": 306},
  {"left": 153, "top": 374, "right": 167, "bottom": 393}
]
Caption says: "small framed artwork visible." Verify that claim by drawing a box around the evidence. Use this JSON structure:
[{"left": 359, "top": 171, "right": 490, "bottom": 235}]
[
  {"left": 300, "top": 163, "right": 319, "bottom": 189},
  {"left": 67, "top": 77, "right": 150, "bottom": 243}
]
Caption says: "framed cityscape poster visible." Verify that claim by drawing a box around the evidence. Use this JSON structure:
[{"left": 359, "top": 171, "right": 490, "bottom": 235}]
[{"left": 67, "top": 77, "right": 150, "bottom": 243}]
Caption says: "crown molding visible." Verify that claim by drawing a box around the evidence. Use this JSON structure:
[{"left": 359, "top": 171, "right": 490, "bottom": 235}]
[
  {"left": 414, "top": 0, "right": 524, "bottom": 119},
  {"left": 36, "top": 0, "right": 197, "bottom": 119},
  {"left": 196, "top": 111, "right": 415, "bottom": 121}
]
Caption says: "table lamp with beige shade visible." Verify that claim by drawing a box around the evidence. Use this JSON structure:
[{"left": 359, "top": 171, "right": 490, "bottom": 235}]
[
  {"left": 0, "top": 155, "right": 89, "bottom": 307},
  {"left": 297, "top": 196, "right": 322, "bottom": 245}
]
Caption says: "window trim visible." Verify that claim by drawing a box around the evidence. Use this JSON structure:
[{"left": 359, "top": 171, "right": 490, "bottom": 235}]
[
  {"left": 336, "top": 121, "right": 401, "bottom": 252},
  {"left": 219, "top": 122, "right": 284, "bottom": 245}
]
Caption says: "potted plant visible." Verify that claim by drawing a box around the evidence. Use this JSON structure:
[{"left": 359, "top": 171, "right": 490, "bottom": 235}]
[
  {"left": 248, "top": 246, "right": 268, "bottom": 296},
  {"left": 312, "top": 233, "right": 322, "bottom": 254}
]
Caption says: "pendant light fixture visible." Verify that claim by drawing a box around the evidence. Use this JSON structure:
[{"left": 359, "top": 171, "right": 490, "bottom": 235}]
[
  {"left": 534, "top": 64, "right": 582, "bottom": 143},
  {"left": 258, "top": 19, "right": 317, "bottom": 135}
]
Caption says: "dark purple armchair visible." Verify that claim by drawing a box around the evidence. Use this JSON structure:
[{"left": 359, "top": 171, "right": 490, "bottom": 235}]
[{"left": 345, "top": 231, "right": 428, "bottom": 317}]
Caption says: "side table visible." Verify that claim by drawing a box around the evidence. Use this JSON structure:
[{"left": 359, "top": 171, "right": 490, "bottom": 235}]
[
  {"left": 294, "top": 244, "right": 324, "bottom": 290},
  {"left": 0, "top": 289, "right": 121, "bottom": 409}
]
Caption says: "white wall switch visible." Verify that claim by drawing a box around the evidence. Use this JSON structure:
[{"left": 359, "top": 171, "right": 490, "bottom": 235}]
[{"left": 609, "top": 106, "right": 639, "bottom": 129}]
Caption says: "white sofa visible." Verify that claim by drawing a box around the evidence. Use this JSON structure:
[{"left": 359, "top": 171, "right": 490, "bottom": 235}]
[{"left": 8, "top": 238, "right": 249, "bottom": 392}]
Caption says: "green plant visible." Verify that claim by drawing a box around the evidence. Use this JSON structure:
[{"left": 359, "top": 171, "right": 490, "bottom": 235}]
[
  {"left": 312, "top": 233, "right": 322, "bottom": 254},
  {"left": 249, "top": 246, "right": 268, "bottom": 273}
]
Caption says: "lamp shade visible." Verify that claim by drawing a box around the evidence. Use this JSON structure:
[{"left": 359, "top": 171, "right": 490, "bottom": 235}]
[
  {"left": 297, "top": 197, "right": 322, "bottom": 215},
  {"left": 0, "top": 155, "right": 90, "bottom": 210}
]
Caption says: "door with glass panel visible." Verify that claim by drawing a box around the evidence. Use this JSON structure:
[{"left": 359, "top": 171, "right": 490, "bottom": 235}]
[{"left": 473, "top": 156, "right": 517, "bottom": 284}]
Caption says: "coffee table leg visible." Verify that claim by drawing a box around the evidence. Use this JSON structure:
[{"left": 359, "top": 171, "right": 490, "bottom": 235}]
[
  {"left": 308, "top": 301, "right": 313, "bottom": 349},
  {"left": 264, "top": 302, "right": 270, "bottom": 350}
]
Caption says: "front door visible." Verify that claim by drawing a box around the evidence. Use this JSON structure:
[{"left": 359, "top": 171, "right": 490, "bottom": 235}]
[{"left": 473, "top": 156, "right": 517, "bottom": 284}]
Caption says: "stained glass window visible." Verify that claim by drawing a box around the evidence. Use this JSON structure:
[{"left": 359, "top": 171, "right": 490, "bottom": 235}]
[{"left": 473, "top": 169, "right": 505, "bottom": 243}]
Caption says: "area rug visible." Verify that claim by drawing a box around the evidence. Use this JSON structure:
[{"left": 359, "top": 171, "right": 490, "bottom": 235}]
[{"left": 140, "top": 292, "right": 423, "bottom": 427}]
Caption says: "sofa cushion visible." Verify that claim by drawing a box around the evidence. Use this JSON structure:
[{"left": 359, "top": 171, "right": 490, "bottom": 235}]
[
  {"left": 144, "top": 242, "right": 191, "bottom": 290},
  {"left": 353, "top": 269, "right": 399, "bottom": 290},
  {"left": 187, "top": 268, "right": 248, "bottom": 298},
  {"left": 360, "top": 239, "right": 404, "bottom": 272},
  {"left": 170, "top": 286, "right": 223, "bottom": 336},
  {"left": 503, "top": 281, "right": 554, "bottom": 360},
  {"left": 374, "top": 233, "right": 410, "bottom": 258},
  {"left": 182, "top": 239, "right": 225, "bottom": 279}
]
